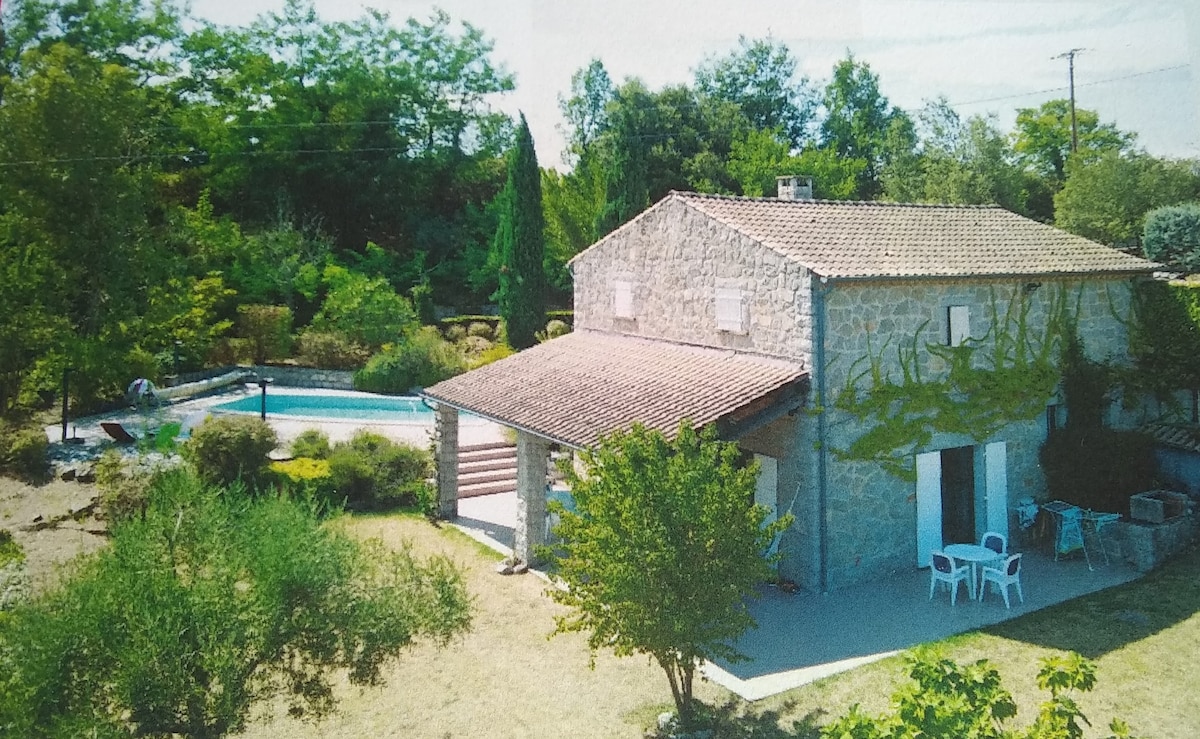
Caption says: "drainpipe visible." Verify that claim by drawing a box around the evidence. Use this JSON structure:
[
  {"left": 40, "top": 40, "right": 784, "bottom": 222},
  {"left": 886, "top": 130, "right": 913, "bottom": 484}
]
[{"left": 814, "top": 276, "right": 833, "bottom": 594}]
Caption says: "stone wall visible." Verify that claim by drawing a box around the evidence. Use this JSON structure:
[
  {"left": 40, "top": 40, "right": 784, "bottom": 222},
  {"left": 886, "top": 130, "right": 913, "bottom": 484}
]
[
  {"left": 248, "top": 365, "right": 355, "bottom": 390},
  {"left": 1112, "top": 515, "right": 1198, "bottom": 572},
  {"left": 817, "top": 277, "right": 1139, "bottom": 588},
  {"left": 172, "top": 365, "right": 356, "bottom": 390},
  {"left": 572, "top": 197, "right": 814, "bottom": 364}
]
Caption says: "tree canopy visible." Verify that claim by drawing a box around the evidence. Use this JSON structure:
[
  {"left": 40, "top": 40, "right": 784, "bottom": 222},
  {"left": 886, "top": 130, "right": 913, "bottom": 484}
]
[
  {"left": 544, "top": 422, "right": 790, "bottom": 730},
  {"left": 0, "top": 469, "right": 471, "bottom": 737},
  {"left": 494, "top": 113, "right": 546, "bottom": 349}
]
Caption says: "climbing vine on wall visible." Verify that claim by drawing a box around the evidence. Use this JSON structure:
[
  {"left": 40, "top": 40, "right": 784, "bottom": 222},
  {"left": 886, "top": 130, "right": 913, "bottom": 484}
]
[
  {"left": 831, "top": 287, "right": 1069, "bottom": 481},
  {"left": 1127, "top": 279, "right": 1200, "bottom": 399}
]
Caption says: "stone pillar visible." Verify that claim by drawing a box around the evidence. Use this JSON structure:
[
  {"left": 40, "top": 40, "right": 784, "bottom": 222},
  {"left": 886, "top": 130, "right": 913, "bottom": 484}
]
[
  {"left": 434, "top": 405, "right": 459, "bottom": 519},
  {"left": 514, "top": 430, "right": 550, "bottom": 565}
]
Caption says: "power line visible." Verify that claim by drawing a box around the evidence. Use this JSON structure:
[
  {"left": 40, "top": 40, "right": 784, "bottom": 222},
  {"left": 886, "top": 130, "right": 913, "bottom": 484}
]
[
  {"left": 950, "top": 63, "right": 1190, "bottom": 107},
  {"left": 0, "top": 145, "right": 415, "bottom": 168}
]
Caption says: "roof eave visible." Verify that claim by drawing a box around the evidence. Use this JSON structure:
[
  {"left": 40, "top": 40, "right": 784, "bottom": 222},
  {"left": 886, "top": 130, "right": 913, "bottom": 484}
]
[
  {"left": 419, "top": 392, "right": 586, "bottom": 450},
  {"left": 812, "top": 268, "right": 1160, "bottom": 283}
]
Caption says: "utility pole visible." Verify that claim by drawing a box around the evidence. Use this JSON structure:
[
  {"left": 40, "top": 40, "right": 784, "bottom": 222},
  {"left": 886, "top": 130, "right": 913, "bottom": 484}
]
[{"left": 1053, "top": 48, "right": 1087, "bottom": 154}]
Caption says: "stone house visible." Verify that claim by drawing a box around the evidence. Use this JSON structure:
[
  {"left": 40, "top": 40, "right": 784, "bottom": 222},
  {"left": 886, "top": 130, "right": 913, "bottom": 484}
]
[{"left": 423, "top": 180, "right": 1159, "bottom": 591}]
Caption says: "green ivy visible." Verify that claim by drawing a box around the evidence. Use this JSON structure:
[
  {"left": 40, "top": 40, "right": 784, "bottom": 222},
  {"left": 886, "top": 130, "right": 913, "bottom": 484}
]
[
  {"left": 831, "top": 288, "right": 1067, "bottom": 481},
  {"left": 1127, "top": 280, "right": 1200, "bottom": 400}
]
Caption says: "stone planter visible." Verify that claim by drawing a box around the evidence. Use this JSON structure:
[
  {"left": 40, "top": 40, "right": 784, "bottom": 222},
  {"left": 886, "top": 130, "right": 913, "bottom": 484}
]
[
  {"left": 1129, "top": 490, "right": 1190, "bottom": 524},
  {"left": 1113, "top": 515, "right": 1198, "bottom": 572}
]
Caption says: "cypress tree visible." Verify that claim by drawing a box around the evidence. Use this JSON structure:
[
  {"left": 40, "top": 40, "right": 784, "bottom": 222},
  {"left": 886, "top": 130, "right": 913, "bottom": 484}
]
[{"left": 496, "top": 113, "right": 546, "bottom": 350}]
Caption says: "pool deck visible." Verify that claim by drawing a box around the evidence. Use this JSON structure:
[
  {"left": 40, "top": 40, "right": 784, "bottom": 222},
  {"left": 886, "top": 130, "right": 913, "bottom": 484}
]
[{"left": 45, "top": 385, "right": 508, "bottom": 460}]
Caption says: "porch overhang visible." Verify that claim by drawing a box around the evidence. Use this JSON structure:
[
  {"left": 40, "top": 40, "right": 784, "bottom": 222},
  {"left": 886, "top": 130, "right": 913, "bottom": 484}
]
[{"left": 421, "top": 330, "right": 809, "bottom": 449}]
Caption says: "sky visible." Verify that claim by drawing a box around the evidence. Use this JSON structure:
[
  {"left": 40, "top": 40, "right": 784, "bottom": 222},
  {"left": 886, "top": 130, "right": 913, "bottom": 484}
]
[{"left": 187, "top": 0, "right": 1200, "bottom": 172}]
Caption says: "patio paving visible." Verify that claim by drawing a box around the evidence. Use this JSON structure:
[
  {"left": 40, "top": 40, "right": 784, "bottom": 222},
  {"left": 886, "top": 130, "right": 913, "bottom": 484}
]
[{"left": 451, "top": 491, "right": 1143, "bottom": 701}]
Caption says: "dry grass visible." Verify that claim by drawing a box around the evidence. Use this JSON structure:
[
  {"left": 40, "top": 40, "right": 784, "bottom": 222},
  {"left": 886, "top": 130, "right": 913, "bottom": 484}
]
[
  {"left": 241, "top": 515, "right": 1200, "bottom": 739},
  {"left": 7, "top": 477, "right": 1198, "bottom": 738},
  {"left": 240, "top": 514, "right": 727, "bottom": 738}
]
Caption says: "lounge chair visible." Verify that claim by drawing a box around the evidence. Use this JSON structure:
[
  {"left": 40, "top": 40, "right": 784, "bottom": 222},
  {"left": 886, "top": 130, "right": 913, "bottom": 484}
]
[{"left": 100, "top": 421, "right": 137, "bottom": 444}]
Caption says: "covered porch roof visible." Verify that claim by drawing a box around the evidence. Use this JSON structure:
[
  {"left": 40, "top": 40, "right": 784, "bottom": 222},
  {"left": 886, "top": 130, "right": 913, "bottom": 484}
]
[{"left": 422, "top": 330, "right": 809, "bottom": 448}]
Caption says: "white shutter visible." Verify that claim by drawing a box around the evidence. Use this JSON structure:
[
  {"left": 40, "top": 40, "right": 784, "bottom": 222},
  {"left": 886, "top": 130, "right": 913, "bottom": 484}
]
[
  {"left": 985, "top": 442, "right": 1009, "bottom": 538},
  {"left": 916, "top": 451, "right": 942, "bottom": 567},
  {"left": 753, "top": 454, "right": 778, "bottom": 525},
  {"left": 613, "top": 280, "right": 634, "bottom": 319},
  {"left": 948, "top": 305, "right": 970, "bottom": 347},
  {"left": 716, "top": 288, "right": 746, "bottom": 333}
]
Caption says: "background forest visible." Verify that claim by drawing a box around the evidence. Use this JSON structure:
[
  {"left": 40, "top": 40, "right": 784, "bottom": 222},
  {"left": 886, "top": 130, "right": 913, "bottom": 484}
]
[{"left": 2, "top": 0, "right": 1199, "bottom": 414}]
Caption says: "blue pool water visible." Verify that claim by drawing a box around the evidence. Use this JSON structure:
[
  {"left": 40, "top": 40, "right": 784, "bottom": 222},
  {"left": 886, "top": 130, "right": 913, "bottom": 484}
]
[{"left": 212, "top": 393, "right": 435, "bottom": 422}]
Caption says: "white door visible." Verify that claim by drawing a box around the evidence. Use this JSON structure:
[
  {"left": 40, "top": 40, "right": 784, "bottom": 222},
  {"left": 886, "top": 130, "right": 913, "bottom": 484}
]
[
  {"left": 915, "top": 451, "right": 942, "bottom": 567},
  {"left": 984, "top": 442, "right": 1009, "bottom": 538},
  {"left": 754, "top": 454, "right": 778, "bottom": 525}
]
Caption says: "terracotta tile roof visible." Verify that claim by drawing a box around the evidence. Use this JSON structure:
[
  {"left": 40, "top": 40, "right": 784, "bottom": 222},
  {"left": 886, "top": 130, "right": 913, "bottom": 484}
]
[
  {"left": 668, "top": 192, "right": 1160, "bottom": 280},
  {"left": 1142, "top": 422, "right": 1200, "bottom": 454},
  {"left": 422, "top": 331, "right": 808, "bottom": 448}
]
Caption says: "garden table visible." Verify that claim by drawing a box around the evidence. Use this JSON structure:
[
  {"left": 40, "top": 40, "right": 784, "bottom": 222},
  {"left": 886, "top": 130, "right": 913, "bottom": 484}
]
[{"left": 944, "top": 543, "right": 1002, "bottom": 600}]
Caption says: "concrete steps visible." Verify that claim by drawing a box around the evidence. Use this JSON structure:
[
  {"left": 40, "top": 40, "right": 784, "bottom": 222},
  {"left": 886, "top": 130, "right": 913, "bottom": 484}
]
[{"left": 457, "top": 441, "right": 517, "bottom": 498}]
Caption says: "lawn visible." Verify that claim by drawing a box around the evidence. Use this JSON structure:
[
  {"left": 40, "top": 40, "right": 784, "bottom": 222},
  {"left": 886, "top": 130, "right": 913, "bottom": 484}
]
[{"left": 237, "top": 513, "right": 1200, "bottom": 738}]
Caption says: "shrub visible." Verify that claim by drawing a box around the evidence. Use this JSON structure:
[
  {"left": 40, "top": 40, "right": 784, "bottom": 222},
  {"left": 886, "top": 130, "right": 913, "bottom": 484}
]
[
  {"left": 542, "top": 319, "right": 570, "bottom": 339},
  {"left": 327, "top": 431, "right": 433, "bottom": 511},
  {"left": 295, "top": 329, "right": 370, "bottom": 370},
  {"left": 291, "top": 429, "right": 331, "bottom": 459},
  {"left": 466, "top": 341, "right": 515, "bottom": 370},
  {"left": 1144, "top": 203, "right": 1200, "bottom": 274},
  {"left": 0, "top": 421, "right": 49, "bottom": 481},
  {"left": 0, "top": 529, "right": 23, "bottom": 568},
  {"left": 270, "top": 457, "right": 337, "bottom": 510},
  {"left": 353, "top": 327, "right": 465, "bottom": 393},
  {"left": 183, "top": 415, "right": 277, "bottom": 488},
  {"left": 1040, "top": 428, "right": 1157, "bottom": 515},
  {"left": 467, "top": 321, "right": 494, "bottom": 339},
  {"left": 444, "top": 323, "right": 467, "bottom": 342},
  {"left": 96, "top": 450, "right": 152, "bottom": 523},
  {"left": 237, "top": 304, "right": 293, "bottom": 364}
]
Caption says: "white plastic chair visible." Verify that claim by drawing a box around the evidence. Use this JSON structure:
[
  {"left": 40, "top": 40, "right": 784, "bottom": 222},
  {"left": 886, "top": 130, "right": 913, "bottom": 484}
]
[
  {"left": 929, "top": 551, "right": 971, "bottom": 606},
  {"left": 980, "top": 553, "right": 1024, "bottom": 608},
  {"left": 980, "top": 531, "right": 1007, "bottom": 568}
]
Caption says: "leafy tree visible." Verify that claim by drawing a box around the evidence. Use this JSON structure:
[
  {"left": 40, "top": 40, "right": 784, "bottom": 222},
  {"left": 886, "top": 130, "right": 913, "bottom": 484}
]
[
  {"left": 545, "top": 422, "right": 790, "bottom": 730},
  {"left": 694, "top": 36, "right": 816, "bottom": 147},
  {"left": 175, "top": 3, "right": 514, "bottom": 301},
  {"left": 558, "top": 58, "right": 613, "bottom": 166},
  {"left": 1055, "top": 151, "right": 1200, "bottom": 249},
  {"left": 139, "top": 273, "right": 236, "bottom": 372},
  {"left": 1013, "top": 99, "right": 1132, "bottom": 189},
  {"left": 1143, "top": 202, "right": 1200, "bottom": 273},
  {"left": 0, "top": 468, "right": 471, "bottom": 737},
  {"left": 493, "top": 114, "right": 546, "bottom": 349},
  {"left": 819, "top": 55, "right": 914, "bottom": 200},
  {"left": 594, "top": 79, "right": 656, "bottom": 235},
  {"left": 883, "top": 106, "right": 1027, "bottom": 211},
  {"left": 727, "top": 128, "right": 863, "bottom": 199},
  {"left": 821, "top": 650, "right": 1132, "bottom": 739},
  {"left": 0, "top": 41, "right": 164, "bottom": 340},
  {"left": 236, "top": 304, "right": 293, "bottom": 364},
  {"left": 310, "top": 265, "right": 418, "bottom": 350},
  {"left": 542, "top": 163, "right": 604, "bottom": 298}
]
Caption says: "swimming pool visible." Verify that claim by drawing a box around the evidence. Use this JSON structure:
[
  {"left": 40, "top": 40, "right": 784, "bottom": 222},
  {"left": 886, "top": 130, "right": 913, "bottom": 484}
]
[{"left": 212, "top": 392, "right": 440, "bottom": 423}]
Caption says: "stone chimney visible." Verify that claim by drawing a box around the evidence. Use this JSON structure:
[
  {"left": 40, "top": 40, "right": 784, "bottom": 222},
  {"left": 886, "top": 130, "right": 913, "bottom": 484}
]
[{"left": 776, "top": 175, "right": 814, "bottom": 201}]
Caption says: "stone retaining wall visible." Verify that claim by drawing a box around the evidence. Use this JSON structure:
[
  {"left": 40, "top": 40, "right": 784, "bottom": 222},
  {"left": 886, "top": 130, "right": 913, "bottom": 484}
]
[
  {"left": 248, "top": 365, "right": 355, "bottom": 390},
  {"left": 171, "top": 365, "right": 355, "bottom": 390}
]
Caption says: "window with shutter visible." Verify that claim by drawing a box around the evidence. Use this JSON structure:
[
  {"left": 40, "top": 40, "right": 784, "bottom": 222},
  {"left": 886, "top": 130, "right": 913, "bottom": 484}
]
[
  {"left": 716, "top": 288, "right": 747, "bottom": 333},
  {"left": 613, "top": 280, "right": 634, "bottom": 319}
]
